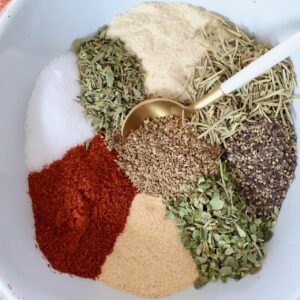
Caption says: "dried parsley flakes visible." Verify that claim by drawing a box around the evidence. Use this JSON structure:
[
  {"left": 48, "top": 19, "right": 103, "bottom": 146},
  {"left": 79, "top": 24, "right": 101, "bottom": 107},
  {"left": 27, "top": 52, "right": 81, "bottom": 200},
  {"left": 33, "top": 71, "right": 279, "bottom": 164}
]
[
  {"left": 75, "top": 26, "right": 145, "bottom": 131},
  {"left": 166, "top": 162, "right": 277, "bottom": 286}
]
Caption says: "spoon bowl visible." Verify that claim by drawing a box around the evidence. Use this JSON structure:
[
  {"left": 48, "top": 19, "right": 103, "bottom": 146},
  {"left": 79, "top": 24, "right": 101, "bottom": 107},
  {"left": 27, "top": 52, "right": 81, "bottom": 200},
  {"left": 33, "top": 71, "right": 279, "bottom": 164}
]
[
  {"left": 121, "top": 86, "right": 223, "bottom": 137},
  {"left": 121, "top": 98, "right": 191, "bottom": 137}
]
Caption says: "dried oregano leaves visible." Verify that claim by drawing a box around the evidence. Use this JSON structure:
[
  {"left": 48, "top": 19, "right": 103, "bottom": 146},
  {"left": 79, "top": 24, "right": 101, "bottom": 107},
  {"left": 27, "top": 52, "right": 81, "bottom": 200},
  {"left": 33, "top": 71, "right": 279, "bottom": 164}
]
[
  {"left": 166, "top": 163, "right": 277, "bottom": 286},
  {"left": 105, "top": 116, "right": 222, "bottom": 198},
  {"left": 226, "top": 117, "right": 297, "bottom": 217},
  {"left": 183, "top": 15, "right": 296, "bottom": 144},
  {"left": 75, "top": 26, "right": 145, "bottom": 131}
]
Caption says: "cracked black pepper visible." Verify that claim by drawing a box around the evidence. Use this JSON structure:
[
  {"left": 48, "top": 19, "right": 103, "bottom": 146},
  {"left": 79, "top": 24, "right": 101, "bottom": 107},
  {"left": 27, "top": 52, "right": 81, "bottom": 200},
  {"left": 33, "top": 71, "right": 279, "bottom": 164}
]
[{"left": 226, "top": 117, "right": 297, "bottom": 217}]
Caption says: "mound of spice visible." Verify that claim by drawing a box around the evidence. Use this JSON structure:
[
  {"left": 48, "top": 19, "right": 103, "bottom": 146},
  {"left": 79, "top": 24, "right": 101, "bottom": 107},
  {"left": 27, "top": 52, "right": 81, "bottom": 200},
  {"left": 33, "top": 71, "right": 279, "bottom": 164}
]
[
  {"left": 106, "top": 115, "right": 222, "bottom": 198},
  {"left": 25, "top": 52, "right": 93, "bottom": 172},
  {"left": 107, "top": 2, "right": 214, "bottom": 100},
  {"left": 28, "top": 135, "right": 136, "bottom": 278},
  {"left": 74, "top": 26, "right": 145, "bottom": 131},
  {"left": 226, "top": 117, "right": 297, "bottom": 217},
  {"left": 166, "top": 163, "right": 277, "bottom": 286},
  {"left": 99, "top": 193, "right": 198, "bottom": 298}
]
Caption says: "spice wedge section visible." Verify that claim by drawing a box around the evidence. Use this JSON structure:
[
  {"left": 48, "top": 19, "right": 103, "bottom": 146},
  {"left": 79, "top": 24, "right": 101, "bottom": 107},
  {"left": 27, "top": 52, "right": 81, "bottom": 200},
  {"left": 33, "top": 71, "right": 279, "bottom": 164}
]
[
  {"left": 28, "top": 135, "right": 136, "bottom": 278},
  {"left": 166, "top": 163, "right": 277, "bottom": 286}
]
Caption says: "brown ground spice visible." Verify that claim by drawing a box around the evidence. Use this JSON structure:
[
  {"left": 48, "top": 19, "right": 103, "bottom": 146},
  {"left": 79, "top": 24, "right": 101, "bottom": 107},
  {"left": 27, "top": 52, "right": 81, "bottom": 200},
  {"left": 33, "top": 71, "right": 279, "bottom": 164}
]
[
  {"left": 226, "top": 117, "right": 297, "bottom": 216},
  {"left": 106, "top": 115, "right": 222, "bottom": 198}
]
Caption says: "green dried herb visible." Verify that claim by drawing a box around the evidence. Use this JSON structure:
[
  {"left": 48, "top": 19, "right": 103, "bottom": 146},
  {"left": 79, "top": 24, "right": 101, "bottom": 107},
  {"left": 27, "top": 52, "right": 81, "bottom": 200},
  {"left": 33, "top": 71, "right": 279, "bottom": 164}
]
[
  {"left": 181, "top": 16, "right": 296, "bottom": 144},
  {"left": 75, "top": 26, "right": 145, "bottom": 132},
  {"left": 166, "top": 162, "right": 277, "bottom": 286}
]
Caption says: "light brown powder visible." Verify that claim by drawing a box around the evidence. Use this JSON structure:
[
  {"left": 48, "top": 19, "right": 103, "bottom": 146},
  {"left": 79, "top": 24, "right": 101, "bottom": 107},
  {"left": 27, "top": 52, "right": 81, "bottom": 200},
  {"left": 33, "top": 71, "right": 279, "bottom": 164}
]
[
  {"left": 99, "top": 193, "right": 198, "bottom": 298},
  {"left": 106, "top": 116, "right": 222, "bottom": 198}
]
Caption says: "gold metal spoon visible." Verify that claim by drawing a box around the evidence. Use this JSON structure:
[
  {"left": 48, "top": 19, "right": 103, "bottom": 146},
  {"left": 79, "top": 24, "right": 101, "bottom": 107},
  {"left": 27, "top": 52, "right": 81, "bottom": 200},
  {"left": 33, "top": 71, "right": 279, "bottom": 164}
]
[
  {"left": 121, "top": 30, "right": 300, "bottom": 137},
  {"left": 121, "top": 87, "right": 223, "bottom": 137}
]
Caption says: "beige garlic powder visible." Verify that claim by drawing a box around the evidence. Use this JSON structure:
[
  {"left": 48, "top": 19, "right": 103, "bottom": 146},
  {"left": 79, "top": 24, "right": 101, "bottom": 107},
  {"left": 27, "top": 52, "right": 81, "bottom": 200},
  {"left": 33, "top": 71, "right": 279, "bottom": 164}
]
[
  {"left": 107, "top": 2, "right": 217, "bottom": 101},
  {"left": 99, "top": 193, "right": 198, "bottom": 298}
]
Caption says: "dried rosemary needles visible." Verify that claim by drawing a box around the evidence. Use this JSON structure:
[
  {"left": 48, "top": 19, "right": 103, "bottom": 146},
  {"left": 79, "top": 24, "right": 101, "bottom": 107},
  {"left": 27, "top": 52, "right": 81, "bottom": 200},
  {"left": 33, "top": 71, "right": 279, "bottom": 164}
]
[
  {"left": 75, "top": 26, "right": 145, "bottom": 132},
  {"left": 105, "top": 116, "right": 222, "bottom": 198},
  {"left": 183, "top": 15, "right": 296, "bottom": 144},
  {"left": 166, "top": 162, "right": 277, "bottom": 286}
]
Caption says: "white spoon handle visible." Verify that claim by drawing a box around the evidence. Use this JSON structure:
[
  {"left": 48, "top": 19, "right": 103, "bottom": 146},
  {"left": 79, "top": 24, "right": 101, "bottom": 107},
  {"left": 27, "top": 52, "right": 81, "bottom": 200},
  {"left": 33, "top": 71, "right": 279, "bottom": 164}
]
[{"left": 221, "top": 31, "right": 300, "bottom": 94}]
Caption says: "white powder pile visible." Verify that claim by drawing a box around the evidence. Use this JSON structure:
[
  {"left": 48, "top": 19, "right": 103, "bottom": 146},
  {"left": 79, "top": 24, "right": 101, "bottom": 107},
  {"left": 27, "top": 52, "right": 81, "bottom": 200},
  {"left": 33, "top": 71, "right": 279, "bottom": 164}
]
[
  {"left": 107, "top": 2, "right": 216, "bottom": 100},
  {"left": 25, "top": 52, "right": 93, "bottom": 172},
  {"left": 99, "top": 193, "right": 198, "bottom": 298}
]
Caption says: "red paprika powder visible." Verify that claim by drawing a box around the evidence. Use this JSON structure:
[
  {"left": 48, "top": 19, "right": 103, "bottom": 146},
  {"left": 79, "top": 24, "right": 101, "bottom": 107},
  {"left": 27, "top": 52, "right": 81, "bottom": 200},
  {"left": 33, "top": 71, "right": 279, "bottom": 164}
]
[{"left": 28, "top": 135, "right": 137, "bottom": 278}]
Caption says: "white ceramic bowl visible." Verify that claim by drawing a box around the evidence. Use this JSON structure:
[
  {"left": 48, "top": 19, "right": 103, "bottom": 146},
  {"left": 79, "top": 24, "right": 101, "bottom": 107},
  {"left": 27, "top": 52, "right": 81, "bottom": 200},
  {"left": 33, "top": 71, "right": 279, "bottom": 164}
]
[{"left": 0, "top": 0, "right": 300, "bottom": 299}]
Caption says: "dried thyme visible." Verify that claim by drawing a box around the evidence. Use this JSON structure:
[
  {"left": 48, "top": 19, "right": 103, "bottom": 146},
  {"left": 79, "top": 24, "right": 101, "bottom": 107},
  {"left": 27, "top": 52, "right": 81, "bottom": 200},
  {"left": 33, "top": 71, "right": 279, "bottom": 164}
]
[
  {"left": 166, "top": 162, "right": 277, "bottom": 286},
  {"left": 226, "top": 117, "right": 297, "bottom": 217},
  {"left": 75, "top": 26, "right": 145, "bottom": 131},
  {"left": 182, "top": 16, "right": 296, "bottom": 144},
  {"left": 105, "top": 115, "right": 222, "bottom": 198}
]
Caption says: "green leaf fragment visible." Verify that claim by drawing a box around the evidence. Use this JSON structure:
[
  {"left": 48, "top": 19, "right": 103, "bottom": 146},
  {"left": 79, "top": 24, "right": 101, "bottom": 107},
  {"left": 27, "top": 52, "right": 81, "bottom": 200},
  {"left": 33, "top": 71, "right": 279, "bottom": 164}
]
[
  {"left": 165, "top": 211, "right": 175, "bottom": 220},
  {"left": 250, "top": 224, "right": 257, "bottom": 233},
  {"left": 247, "top": 254, "right": 261, "bottom": 268},
  {"left": 235, "top": 224, "right": 247, "bottom": 238},
  {"left": 224, "top": 247, "right": 234, "bottom": 256},
  {"left": 192, "top": 229, "right": 201, "bottom": 240},
  {"left": 210, "top": 192, "right": 224, "bottom": 210},
  {"left": 220, "top": 266, "right": 232, "bottom": 276},
  {"left": 105, "top": 66, "right": 114, "bottom": 87}
]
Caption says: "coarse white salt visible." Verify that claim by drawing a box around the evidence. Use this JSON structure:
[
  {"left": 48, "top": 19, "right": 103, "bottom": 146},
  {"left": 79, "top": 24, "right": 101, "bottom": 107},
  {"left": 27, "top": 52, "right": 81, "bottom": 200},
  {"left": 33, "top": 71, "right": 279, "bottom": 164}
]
[{"left": 25, "top": 52, "right": 93, "bottom": 172}]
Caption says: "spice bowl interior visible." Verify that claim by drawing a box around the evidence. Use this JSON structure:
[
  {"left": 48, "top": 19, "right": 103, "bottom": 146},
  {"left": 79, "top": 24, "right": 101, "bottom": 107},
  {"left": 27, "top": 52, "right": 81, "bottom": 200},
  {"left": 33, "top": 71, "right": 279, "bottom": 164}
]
[{"left": 1, "top": 0, "right": 300, "bottom": 300}]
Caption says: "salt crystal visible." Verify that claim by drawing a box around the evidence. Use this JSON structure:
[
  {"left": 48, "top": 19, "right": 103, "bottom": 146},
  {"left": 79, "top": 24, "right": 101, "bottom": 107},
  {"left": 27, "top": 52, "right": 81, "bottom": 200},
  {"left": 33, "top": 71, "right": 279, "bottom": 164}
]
[{"left": 25, "top": 52, "right": 93, "bottom": 171}]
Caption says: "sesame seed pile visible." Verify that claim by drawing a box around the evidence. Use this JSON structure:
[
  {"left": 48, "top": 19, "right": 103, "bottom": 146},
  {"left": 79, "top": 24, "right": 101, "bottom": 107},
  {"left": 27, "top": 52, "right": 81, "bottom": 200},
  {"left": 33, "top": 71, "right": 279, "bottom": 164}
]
[
  {"left": 226, "top": 117, "right": 297, "bottom": 217},
  {"left": 106, "top": 116, "right": 222, "bottom": 198}
]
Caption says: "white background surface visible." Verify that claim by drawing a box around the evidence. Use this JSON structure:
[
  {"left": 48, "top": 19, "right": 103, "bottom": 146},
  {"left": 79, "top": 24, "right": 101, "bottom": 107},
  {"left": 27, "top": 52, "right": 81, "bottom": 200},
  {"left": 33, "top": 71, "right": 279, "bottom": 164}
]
[{"left": 0, "top": 0, "right": 300, "bottom": 300}]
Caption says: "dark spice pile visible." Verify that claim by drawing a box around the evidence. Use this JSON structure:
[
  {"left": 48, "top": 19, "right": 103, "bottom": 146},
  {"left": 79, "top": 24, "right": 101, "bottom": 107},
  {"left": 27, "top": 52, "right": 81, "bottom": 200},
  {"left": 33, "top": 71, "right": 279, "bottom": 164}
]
[
  {"left": 29, "top": 135, "right": 137, "bottom": 278},
  {"left": 226, "top": 117, "right": 297, "bottom": 216},
  {"left": 106, "top": 116, "right": 223, "bottom": 198}
]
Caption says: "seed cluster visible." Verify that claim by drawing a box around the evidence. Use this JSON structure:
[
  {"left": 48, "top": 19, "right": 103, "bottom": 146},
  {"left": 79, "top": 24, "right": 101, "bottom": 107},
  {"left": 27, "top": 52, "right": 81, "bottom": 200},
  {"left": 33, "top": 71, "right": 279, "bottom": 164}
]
[
  {"left": 106, "top": 116, "right": 222, "bottom": 198},
  {"left": 226, "top": 117, "right": 297, "bottom": 216}
]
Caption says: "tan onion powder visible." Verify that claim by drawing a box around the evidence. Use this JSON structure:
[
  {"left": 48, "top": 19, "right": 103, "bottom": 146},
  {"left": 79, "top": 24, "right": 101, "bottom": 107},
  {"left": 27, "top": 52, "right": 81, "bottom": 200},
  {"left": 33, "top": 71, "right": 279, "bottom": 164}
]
[{"left": 99, "top": 193, "right": 198, "bottom": 298}]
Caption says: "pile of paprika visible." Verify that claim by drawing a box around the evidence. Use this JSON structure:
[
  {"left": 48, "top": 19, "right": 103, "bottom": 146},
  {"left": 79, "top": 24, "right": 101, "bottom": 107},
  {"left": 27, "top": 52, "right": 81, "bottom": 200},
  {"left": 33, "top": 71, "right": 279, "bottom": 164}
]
[{"left": 28, "top": 135, "right": 137, "bottom": 278}]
